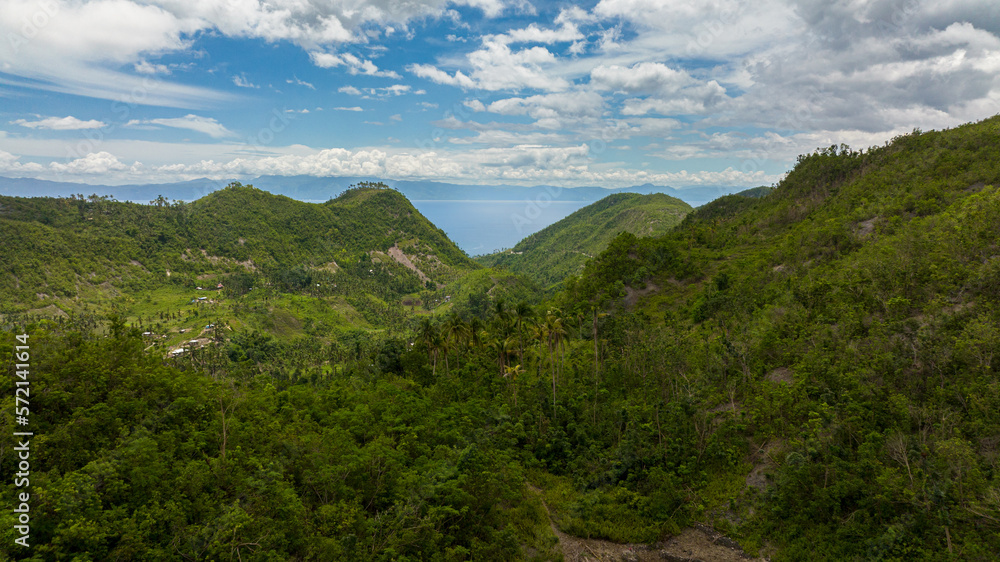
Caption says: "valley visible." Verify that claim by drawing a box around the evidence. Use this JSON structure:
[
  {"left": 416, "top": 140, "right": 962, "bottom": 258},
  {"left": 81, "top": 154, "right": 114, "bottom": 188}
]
[{"left": 2, "top": 117, "right": 1000, "bottom": 560}]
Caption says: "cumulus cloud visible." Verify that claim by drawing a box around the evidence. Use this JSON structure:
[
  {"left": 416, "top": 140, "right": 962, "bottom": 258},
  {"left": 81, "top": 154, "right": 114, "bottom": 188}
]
[
  {"left": 49, "top": 151, "right": 129, "bottom": 175},
  {"left": 590, "top": 63, "right": 731, "bottom": 116},
  {"left": 591, "top": 62, "right": 695, "bottom": 94},
  {"left": 409, "top": 64, "right": 477, "bottom": 89},
  {"left": 0, "top": 143, "right": 779, "bottom": 187},
  {"left": 486, "top": 92, "right": 605, "bottom": 121},
  {"left": 714, "top": 17, "right": 1000, "bottom": 132},
  {"left": 0, "top": 149, "right": 45, "bottom": 174},
  {"left": 493, "top": 22, "right": 584, "bottom": 45},
  {"left": 12, "top": 115, "right": 107, "bottom": 130},
  {"left": 409, "top": 39, "right": 570, "bottom": 91}
]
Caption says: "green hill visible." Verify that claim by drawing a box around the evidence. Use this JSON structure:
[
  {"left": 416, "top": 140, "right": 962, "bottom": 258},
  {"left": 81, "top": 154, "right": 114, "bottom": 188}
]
[
  {"left": 477, "top": 192, "right": 691, "bottom": 287},
  {"left": 554, "top": 116, "right": 1000, "bottom": 558},
  {"left": 0, "top": 182, "right": 479, "bottom": 340}
]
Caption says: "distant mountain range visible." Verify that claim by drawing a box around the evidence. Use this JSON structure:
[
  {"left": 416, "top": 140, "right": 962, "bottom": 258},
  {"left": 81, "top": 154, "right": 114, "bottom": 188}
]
[{"left": 0, "top": 175, "right": 748, "bottom": 207}]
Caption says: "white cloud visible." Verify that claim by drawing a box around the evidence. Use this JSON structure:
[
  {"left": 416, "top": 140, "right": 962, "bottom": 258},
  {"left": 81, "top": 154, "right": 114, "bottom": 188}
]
[
  {"left": 621, "top": 81, "right": 729, "bottom": 116},
  {"left": 592, "top": 0, "right": 797, "bottom": 59},
  {"left": 0, "top": 149, "right": 45, "bottom": 174},
  {"left": 0, "top": 141, "right": 780, "bottom": 187},
  {"left": 49, "top": 151, "right": 129, "bottom": 175},
  {"left": 0, "top": 0, "right": 227, "bottom": 107},
  {"left": 410, "top": 39, "right": 570, "bottom": 91},
  {"left": 130, "top": 114, "right": 236, "bottom": 138},
  {"left": 448, "top": 129, "right": 568, "bottom": 146},
  {"left": 134, "top": 59, "right": 171, "bottom": 75},
  {"left": 651, "top": 128, "right": 917, "bottom": 164},
  {"left": 12, "top": 115, "right": 107, "bottom": 130},
  {"left": 409, "top": 64, "right": 477, "bottom": 89},
  {"left": 233, "top": 73, "right": 258, "bottom": 88},
  {"left": 332, "top": 106, "right": 364, "bottom": 112},
  {"left": 463, "top": 99, "right": 487, "bottom": 112},
  {"left": 0, "top": 0, "right": 511, "bottom": 107},
  {"left": 591, "top": 62, "right": 694, "bottom": 94},
  {"left": 382, "top": 85, "right": 411, "bottom": 96},
  {"left": 453, "top": 0, "right": 506, "bottom": 19},
  {"left": 555, "top": 6, "right": 598, "bottom": 25},
  {"left": 494, "top": 22, "right": 584, "bottom": 45},
  {"left": 308, "top": 51, "right": 400, "bottom": 78},
  {"left": 309, "top": 52, "right": 343, "bottom": 68},
  {"left": 486, "top": 92, "right": 605, "bottom": 121},
  {"left": 338, "top": 84, "right": 411, "bottom": 97},
  {"left": 286, "top": 76, "right": 316, "bottom": 90}
]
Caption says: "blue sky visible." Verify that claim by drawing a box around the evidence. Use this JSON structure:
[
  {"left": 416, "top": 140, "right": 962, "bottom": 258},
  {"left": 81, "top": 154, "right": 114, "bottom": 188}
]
[{"left": 1, "top": 0, "right": 998, "bottom": 187}]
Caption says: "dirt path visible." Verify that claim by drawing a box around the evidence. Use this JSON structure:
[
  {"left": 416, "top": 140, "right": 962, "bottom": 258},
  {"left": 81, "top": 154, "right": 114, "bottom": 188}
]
[{"left": 528, "top": 485, "right": 767, "bottom": 562}]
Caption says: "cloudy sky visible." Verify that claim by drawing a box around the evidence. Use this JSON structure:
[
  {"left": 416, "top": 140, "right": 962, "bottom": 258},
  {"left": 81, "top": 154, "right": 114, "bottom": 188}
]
[{"left": 0, "top": 0, "right": 998, "bottom": 187}]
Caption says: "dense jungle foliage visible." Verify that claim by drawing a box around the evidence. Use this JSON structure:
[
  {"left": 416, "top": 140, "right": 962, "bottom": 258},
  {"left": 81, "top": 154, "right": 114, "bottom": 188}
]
[{"left": 3, "top": 116, "right": 1000, "bottom": 560}]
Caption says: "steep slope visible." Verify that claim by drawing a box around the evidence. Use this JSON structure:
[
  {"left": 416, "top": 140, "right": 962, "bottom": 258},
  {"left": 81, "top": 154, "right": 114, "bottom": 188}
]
[
  {"left": 477, "top": 192, "right": 691, "bottom": 287},
  {"left": 553, "top": 117, "right": 1000, "bottom": 559}
]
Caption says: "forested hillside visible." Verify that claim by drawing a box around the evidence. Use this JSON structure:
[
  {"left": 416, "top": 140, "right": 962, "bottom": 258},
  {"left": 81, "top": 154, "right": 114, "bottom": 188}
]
[
  {"left": 478, "top": 192, "right": 691, "bottom": 288},
  {"left": 0, "top": 182, "right": 474, "bottom": 309},
  {"left": 2, "top": 116, "right": 1000, "bottom": 560},
  {"left": 555, "top": 116, "right": 1000, "bottom": 559}
]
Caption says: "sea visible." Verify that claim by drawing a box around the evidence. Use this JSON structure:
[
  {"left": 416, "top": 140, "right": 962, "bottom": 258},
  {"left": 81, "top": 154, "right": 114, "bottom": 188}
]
[{"left": 410, "top": 200, "right": 591, "bottom": 256}]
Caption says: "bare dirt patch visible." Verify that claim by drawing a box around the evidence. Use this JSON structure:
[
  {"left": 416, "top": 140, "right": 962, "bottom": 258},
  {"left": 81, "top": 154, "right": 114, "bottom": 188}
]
[
  {"left": 386, "top": 244, "right": 431, "bottom": 284},
  {"left": 853, "top": 217, "right": 879, "bottom": 239},
  {"left": 746, "top": 439, "right": 784, "bottom": 493},
  {"left": 765, "top": 368, "right": 793, "bottom": 385},
  {"left": 624, "top": 282, "right": 659, "bottom": 308}
]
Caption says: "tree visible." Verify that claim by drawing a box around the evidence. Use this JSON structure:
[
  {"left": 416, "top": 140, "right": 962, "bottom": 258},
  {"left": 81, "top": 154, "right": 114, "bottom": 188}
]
[
  {"left": 513, "top": 301, "right": 534, "bottom": 366},
  {"left": 543, "top": 308, "right": 567, "bottom": 411},
  {"left": 417, "top": 317, "right": 440, "bottom": 377}
]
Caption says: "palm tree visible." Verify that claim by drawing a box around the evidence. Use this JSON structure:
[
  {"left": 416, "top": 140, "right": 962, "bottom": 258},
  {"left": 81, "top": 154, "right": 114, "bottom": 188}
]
[
  {"left": 443, "top": 313, "right": 467, "bottom": 374},
  {"left": 418, "top": 317, "right": 440, "bottom": 377},
  {"left": 488, "top": 335, "right": 514, "bottom": 378},
  {"left": 543, "top": 309, "right": 567, "bottom": 411},
  {"left": 513, "top": 301, "right": 534, "bottom": 365},
  {"left": 493, "top": 298, "right": 512, "bottom": 338},
  {"left": 503, "top": 363, "right": 525, "bottom": 408},
  {"left": 467, "top": 316, "right": 485, "bottom": 350},
  {"left": 590, "top": 305, "right": 608, "bottom": 387}
]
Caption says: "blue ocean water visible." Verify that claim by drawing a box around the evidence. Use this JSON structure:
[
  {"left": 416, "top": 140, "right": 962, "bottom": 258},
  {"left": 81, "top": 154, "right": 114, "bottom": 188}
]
[{"left": 410, "top": 200, "right": 591, "bottom": 256}]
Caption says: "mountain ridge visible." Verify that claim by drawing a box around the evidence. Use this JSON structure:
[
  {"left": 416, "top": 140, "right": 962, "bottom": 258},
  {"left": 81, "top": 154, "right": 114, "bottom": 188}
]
[
  {"left": 0, "top": 182, "right": 477, "bottom": 316},
  {"left": 0, "top": 174, "right": 746, "bottom": 206},
  {"left": 477, "top": 191, "right": 692, "bottom": 287}
]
